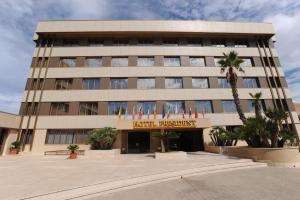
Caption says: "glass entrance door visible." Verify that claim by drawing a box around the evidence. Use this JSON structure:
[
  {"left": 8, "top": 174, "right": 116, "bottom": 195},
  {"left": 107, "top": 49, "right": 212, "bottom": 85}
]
[{"left": 128, "top": 132, "right": 150, "bottom": 153}]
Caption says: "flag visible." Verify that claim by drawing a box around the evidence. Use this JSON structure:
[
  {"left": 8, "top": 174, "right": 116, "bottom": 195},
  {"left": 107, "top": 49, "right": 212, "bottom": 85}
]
[
  {"left": 153, "top": 105, "right": 157, "bottom": 120},
  {"left": 132, "top": 105, "right": 135, "bottom": 120},
  {"left": 147, "top": 109, "right": 150, "bottom": 120},
  {"left": 189, "top": 107, "right": 192, "bottom": 118},
  {"left": 124, "top": 108, "right": 128, "bottom": 120},
  {"left": 175, "top": 104, "right": 178, "bottom": 115},
  {"left": 202, "top": 107, "right": 205, "bottom": 118},
  {"left": 118, "top": 107, "right": 121, "bottom": 119},
  {"left": 182, "top": 109, "right": 185, "bottom": 119},
  {"left": 162, "top": 104, "right": 165, "bottom": 119},
  {"left": 167, "top": 106, "right": 170, "bottom": 119},
  {"left": 195, "top": 107, "right": 198, "bottom": 119}
]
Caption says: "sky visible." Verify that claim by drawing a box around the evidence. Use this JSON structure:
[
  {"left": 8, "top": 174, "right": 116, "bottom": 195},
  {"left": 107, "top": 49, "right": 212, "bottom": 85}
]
[{"left": 0, "top": 0, "right": 300, "bottom": 114}]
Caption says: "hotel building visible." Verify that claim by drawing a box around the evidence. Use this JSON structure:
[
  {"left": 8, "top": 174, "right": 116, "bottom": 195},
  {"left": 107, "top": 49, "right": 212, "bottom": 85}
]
[{"left": 1, "top": 20, "right": 300, "bottom": 155}]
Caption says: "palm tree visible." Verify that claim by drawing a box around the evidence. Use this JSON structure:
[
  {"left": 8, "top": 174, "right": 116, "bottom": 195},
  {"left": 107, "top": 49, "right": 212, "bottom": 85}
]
[
  {"left": 218, "top": 51, "right": 246, "bottom": 123},
  {"left": 152, "top": 131, "right": 179, "bottom": 153},
  {"left": 87, "top": 127, "right": 118, "bottom": 150},
  {"left": 249, "top": 92, "right": 262, "bottom": 117}
]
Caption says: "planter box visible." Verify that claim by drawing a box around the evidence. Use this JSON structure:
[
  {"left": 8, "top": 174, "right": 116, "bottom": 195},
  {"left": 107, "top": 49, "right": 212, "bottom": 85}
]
[
  {"left": 155, "top": 151, "right": 187, "bottom": 160},
  {"left": 85, "top": 149, "right": 120, "bottom": 159},
  {"left": 204, "top": 145, "right": 228, "bottom": 154},
  {"left": 9, "top": 148, "right": 19, "bottom": 155}
]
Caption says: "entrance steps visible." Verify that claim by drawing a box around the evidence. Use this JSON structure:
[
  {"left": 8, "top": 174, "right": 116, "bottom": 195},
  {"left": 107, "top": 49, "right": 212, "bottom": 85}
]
[{"left": 22, "top": 159, "right": 267, "bottom": 200}]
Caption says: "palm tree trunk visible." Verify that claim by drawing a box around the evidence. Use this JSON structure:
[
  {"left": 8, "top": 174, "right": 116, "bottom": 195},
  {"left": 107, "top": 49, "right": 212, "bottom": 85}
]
[
  {"left": 231, "top": 83, "right": 247, "bottom": 124},
  {"left": 160, "top": 138, "right": 165, "bottom": 153}
]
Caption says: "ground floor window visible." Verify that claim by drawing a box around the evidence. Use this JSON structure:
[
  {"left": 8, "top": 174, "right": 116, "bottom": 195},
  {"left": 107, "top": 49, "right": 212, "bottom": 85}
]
[{"left": 45, "top": 129, "right": 89, "bottom": 144}]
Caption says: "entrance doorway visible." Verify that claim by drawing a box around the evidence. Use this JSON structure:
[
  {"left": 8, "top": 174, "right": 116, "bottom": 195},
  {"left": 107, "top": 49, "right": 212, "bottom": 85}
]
[
  {"left": 169, "top": 130, "right": 204, "bottom": 152},
  {"left": 0, "top": 128, "right": 8, "bottom": 155},
  {"left": 128, "top": 132, "right": 150, "bottom": 153}
]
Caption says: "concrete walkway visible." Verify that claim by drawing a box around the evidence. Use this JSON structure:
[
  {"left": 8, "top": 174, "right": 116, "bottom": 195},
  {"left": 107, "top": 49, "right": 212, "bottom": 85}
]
[{"left": 0, "top": 152, "right": 265, "bottom": 200}]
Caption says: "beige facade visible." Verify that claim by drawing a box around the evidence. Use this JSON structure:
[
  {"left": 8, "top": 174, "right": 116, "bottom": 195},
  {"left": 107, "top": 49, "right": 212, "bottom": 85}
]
[{"left": 6, "top": 20, "right": 299, "bottom": 155}]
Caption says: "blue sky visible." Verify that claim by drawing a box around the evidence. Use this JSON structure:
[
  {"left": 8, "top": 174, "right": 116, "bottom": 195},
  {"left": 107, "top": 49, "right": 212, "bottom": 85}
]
[{"left": 0, "top": 0, "right": 300, "bottom": 114}]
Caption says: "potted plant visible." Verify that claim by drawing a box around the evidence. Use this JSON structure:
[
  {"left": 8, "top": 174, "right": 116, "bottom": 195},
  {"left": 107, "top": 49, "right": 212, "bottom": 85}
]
[
  {"left": 67, "top": 144, "right": 79, "bottom": 159},
  {"left": 9, "top": 141, "right": 21, "bottom": 155}
]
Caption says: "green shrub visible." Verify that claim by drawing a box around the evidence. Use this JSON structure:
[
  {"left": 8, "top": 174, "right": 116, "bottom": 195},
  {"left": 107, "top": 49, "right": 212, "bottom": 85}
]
[
  {"left": 67, "top": 144, "right": 79, "bottom": 153},
  {"left": 209, "top": 127, "right": 238, "bottom": 146},
  {"left": 87, "top": 127, "right": 117, "bottom": 150},
  {"left": 10, "top": 141, "right": 21, "bottom": 149}
]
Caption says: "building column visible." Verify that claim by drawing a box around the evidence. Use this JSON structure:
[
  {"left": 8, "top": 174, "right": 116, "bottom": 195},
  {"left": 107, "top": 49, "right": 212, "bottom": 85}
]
[
  {"left": 1, "top": 129, "right": 18, "bottom": 156},
  {"left": 30, "top": 129, "right": 47, "bottom": 155}
]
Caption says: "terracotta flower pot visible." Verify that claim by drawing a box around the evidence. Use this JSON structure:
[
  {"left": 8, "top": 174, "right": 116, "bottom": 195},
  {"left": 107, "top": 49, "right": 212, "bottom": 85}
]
[
  {"left": 69, "top": 152, "right": 77, "bottom": 159},
  {"left": 9, "top": 148, "right": 19, "bottom": 155}
]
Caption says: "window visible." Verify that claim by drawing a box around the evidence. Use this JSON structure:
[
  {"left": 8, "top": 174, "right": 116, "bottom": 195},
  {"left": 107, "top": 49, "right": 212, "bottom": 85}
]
[
  {"left": 218, "top": 78, "right": 230, "bottom": 88},
  {"left": 269, "top": 77, "right": 282, "bottom": 88},
  {"left": 60, "top": 58, "right": 76, "bottom": 67},
  {"left": 108, "top": 102, "right": 128, "bottom": 115},
  {"left": 55, "top": 79, "right": 72, "bottom": 90},
  {"left": 50, "top": 103, "right": 69, "bottom": 115},
  {"left": 190, "top": 57, "right": 205, "bottom": 67},
  {"left": 137, "top": 102, "right": 156, "bottom": 114},
  {"left": 234, "top": 39, "right": 249, "bottom": 48},
  {"left": 111, "top": 57, "right": 128, "bottom": 67},
  {"left": 85, "top": 58, "right": 102, "bottom": 67},
  {"left": 195, "top": 100, "right": 213, "bottom": 113},
  {"left": 31, "top": 79, "right": 44, "bottom": 90},
  {"left": 110, "top": 78, "right": 128, "bottom": 89},
  {"left": 45, "top": 130, "right": 88, "bottom": 144},
  {"left": 164, "top": 57, "right": 181, "bottom": 67},
  {"left": 88, "top": 38, "right": 104, "bottom": 46},
  {"left": 243, "top": 78, "right": 258, "bottom": 88},
  {"left": 137, "top": 57, "right": 155, "bottom": 66},
  {"left": 163, "top": 39, "right": 179, "bottom": 46},
  {"left": 113, "top": 39, "right": 129, "bottom": 46},
  {"left": 240, "top": 58, "right": 253, "bottom": 67},
  {"left": 137, "top": 78, "right": 155, "bottom": 89},
  {"left": 248, "top": 100, "right": 255, "bottom": 113},
  {"left": 214, "top": 58, "right": 224, "bottom": 67},
  {"left": 138, "top": 39, "right": 154, "bottom": 46},
  {"left": 83, "top": 79, "right": 100, "bottom": 89},
  {"left": 79, "top": 102, "right": 98, "bottom": 115},
  {"left": 222, "top": 100, "right": 237, "bottom": 113},
  {"left": 165, "top": 101, "right": 185, "bottom": 114},
  {"left": 187, "top": 39, "right": 202, "bottom": 46},
  {"left": 165, "top": 78, "right": 183, "bottom": 89},
  {"left": 63, "top": 39, "right": 78, "bottom": 47},
  {"left": 24, "top": 102, "right": 38, "bottom": 115},
  {"left": 192, "top": 78, "right": 209, "bottom": 88},
  {"left": 211, "top": 39, "right": 226, "bottom": 47}
]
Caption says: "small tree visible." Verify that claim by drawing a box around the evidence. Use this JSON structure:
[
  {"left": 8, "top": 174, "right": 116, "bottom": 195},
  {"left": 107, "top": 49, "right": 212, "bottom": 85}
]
[
  {"left": 152, "top": 131, "right": 180, "bottom": 153},
  {"left": 209, "top": 127, "right": 238, "bottom": 146},
  {"left": 218, "top": 51, "right": 246, "bottom": 123},
  {"left": 87, "top": 127, "right": 117, "bottom": 150},
  {"left": 67, "top": 144, "right": 79, "bottom": 153},
  {"left": 249, "top": 92, "right": 262, "bottom": 117}
]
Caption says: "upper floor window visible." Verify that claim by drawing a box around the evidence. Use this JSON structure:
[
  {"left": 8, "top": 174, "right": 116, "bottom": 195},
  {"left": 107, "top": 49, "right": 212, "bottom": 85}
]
[
  {"left": 163, "top": 39, "right": 179, "bottom": 46},
  {"left": 187, "top": 39, "right": 202, "bottom": 46},
  {"left": 137, "top": 39, "right": 154, "bottom": 46},
  {"left": 63, "top": 39, "right": 79, "bottom": 47},
  {"left": 243, "top": 78, "right": 258, "bottom": 88},
  {"left": 60, "top": 58, "right": 76, "bottom": 68},
  {"left": 248, "top": 100, "right": 255, "bottom": 113},
  {"left": 269, "top": 77, "right": 282, "bottom": 88},
  {"left": 192, "top": 78, "right": 209, "bottom": 88},
  {"left": 165, "top": 78, "right": 183, "bottom": 89},
  {"left": 137, "top": 101, "right": 156, "bottom": 114},
  {"left": 110, "top": 78, "right": 128, "bottom": 89},
  {"left": 108, "top": 102, "right": 128, "bottom": 115},
  {"left": 240, "top": 58, "right": 253, "bottom": 67},
  {"left": 55, "top": 79, "right": 72, "bottom": 90},
  {"left": 137, "top": 57, "right": 155, "bottom": 66},
  {"left": 211, "top": 39, "right": 226, "bottom": 47},
  {"left": 234, "top": 39, "right": 249, "bottom": 48},
  {"left": 214, "top": 58, "right": 222, "bottom": 67},
  {"left": 218, "top": 78, "right": 230, "bottom": 88},
  {"left": 24, "top": 102, "right": 38, "bottom": 115},
  {"left": 113, "top": 39, "right": 129, "bottom": 46},
  {"left": 50, "top": 102, "right": 69, "bottom": 115},
  {"left": 222, "top": 100, "right": 237, "bottom": 113},
  {"left": 83, "top": 78, "right": 100, "bottom": 89},
  {"left": 164, "top": 57, "right": 181, "bottom": 67},
  {"left": 195, "top": 100, "right": 213, "bottom": 113},
  {"left": 85, "top": 58, "right": 102, "bottom": 67},
  {"left": 190, "top": 57, "right": 205, "bottom": 67},
  {"left": 31, "top": 79, "right": 44, "bottom": 90},
  {"left": 111, "top": 57, "right": 128, "bottom": 67},
  {"left": 88, "top": 38, "right": 104, "bottom": 46},
  {"left": 137, "top": 78, "right": 155, "bottom": 89},
  {"left": 165, "top": 101, "right": 185, "bottom": 114},
  {"left": 79, "top": 102, "right": 98, "bottom": 115}
]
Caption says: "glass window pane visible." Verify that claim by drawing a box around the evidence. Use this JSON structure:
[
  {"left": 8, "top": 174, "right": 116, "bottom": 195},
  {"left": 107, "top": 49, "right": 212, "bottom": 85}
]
[
  {"left": 165, "top": 78, "right": 183, "bottom": 89},
  {"left": 86, "top": 58, "right": 102, "bottom": 67},
  {"left": 60, "top": 58, "right": 76, "bottom": 67},
  {"left": 187, "top": 40, "right": 202, "bottom": 46},
  {"left": 190, "top": 57, "right": 205, "bottom": 66},
  {"left": 214, "top": 58, "right": 223, "bottom": 67},
  {"left": 164, "top": 57, "right": 181, "bottom": 67},
  {"left": 248, "top": 100, "right": 255, "bottom": 113},
  {"left": 83, "top": 79, "right": 100, "bottom": 89},
  {"left": 79, "top": 102, "right": 98, "bottom": 115},
  {"left": 240, "top": 58, "right": 253, "bottom": 67},
  {"left": 137, "top": 78, "right": 155, "bottom": 89},
  {"left": 222, "top": 100, "right": 237, "bottom": 113},
  {"left": 243, "top": 78, "right": 258, "bottom": 88},
  {"left": 218, "top": 78, "right": 230, "bottom": 88},
  {"left": 137, "top": 102, "right": 156, "bottom": 114},
  {"left": 137, "top": 57, "right": 155, "bottom": 66},
  {"left": 108, "top": 102, "right": 128, "bottom": 115},
  {"left": 112, "top": 57, "right": 128, "bottom": 67},
  {"left": 192, "top": 78, "right": 209, "bottom": 88},
  {"left": 195, "top": 101, "right": 213, "bottom": 113},
  {"left": 110, "top": 79, "right": 128, "bottom": 89},
  {"left": 55, "top": 79, "right": 72, "bottom": 90},
  {"left": 165, "top": 101, "right": 185, "bottom": 114}
]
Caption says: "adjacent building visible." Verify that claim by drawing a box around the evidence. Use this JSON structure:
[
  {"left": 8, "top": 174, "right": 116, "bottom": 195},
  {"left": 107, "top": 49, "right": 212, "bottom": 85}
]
[{"left": 2, "top": 20, "right": 300, "bottom": 155}]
